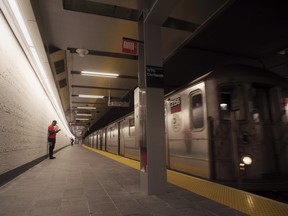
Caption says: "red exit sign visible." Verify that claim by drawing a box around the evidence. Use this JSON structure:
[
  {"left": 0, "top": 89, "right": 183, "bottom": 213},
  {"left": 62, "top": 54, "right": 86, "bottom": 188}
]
[{"left": 122, "top": 39, "right": 138, "bottom": 54}]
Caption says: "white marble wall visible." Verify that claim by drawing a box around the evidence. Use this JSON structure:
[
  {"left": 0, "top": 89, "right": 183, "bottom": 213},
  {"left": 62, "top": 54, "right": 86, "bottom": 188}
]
[{"left": 0, "top": 12, "right": 69, "bottom": 175}]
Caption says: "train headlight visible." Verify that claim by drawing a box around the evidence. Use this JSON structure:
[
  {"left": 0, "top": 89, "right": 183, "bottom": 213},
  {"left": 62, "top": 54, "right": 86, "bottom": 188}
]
[{"left": 242, "top": 156, "right": 253, "bottom": 165}]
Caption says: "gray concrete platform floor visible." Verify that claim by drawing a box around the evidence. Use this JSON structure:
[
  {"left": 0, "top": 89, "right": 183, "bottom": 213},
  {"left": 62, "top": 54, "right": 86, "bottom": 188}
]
[{"left": 0, "top": 145, "right": 246, "bottom": 216}]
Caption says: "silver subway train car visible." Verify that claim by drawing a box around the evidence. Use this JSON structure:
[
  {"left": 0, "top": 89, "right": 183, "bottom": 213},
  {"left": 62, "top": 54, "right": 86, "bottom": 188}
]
[{"left": 85, "top": 65, "right": 288, "bottom": 189}]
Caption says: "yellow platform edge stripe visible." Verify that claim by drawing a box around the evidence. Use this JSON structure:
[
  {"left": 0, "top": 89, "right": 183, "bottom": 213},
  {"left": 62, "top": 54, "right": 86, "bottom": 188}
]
[{"left": 83, "top": 145, "right": 288, "bottom": 216}]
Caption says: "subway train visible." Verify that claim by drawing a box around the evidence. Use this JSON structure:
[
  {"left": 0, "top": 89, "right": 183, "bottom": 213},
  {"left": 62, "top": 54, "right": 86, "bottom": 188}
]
[{"left": 85, "top": 65, "right": 288, "bottom": 190}]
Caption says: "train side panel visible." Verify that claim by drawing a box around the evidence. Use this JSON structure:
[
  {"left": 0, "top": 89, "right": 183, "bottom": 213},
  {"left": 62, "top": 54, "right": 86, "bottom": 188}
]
[
  {"left": 96, "top": 130, "right": 101, "bottom": 150},
  {"left": 165, "top": 82, "right": 210, "bottom": 178},
  {"left": 119, "top": 115, "right": 139, "bottom": 160},
  {"left": 93, "top": 132, "right": 97, "bottom": 149},
  {"left": 102, "top": 128, "right": 107, "bottom": 151},
  {"left": 106, "top": 123, "right": 119, "bottom": 154}
]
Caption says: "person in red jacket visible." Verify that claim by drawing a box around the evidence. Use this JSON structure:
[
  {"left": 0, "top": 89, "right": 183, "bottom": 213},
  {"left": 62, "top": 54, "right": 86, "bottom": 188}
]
[{"left": 47, "top": 120, "right": 61, "bottom": 159}]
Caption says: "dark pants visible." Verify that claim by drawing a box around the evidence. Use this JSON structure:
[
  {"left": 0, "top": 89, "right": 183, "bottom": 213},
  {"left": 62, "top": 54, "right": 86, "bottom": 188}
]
[{"left": 48, "top": 138, "right": 56, "bottom": 158}]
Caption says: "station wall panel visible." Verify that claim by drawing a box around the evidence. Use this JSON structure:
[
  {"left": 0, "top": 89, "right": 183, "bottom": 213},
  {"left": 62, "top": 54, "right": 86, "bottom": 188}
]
[{"left": 0, "top": 12, "right": 69, "bottom": 176}]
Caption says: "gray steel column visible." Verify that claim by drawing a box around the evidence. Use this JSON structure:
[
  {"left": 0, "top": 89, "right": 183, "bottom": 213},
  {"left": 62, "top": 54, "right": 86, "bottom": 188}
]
[
  {"left": 135, "top": 0, "right": 178, "bottom": 195},
  {"left": 144, "top": 23, "right": 166, "bottom": 195}
]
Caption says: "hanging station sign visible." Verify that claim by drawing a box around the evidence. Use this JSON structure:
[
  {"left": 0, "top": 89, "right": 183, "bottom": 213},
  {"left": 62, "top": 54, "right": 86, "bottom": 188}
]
[
  {"left": 145, "top": 65, "right": 164, "bottom": 88},
  {"left": 122, "top": 38, "right": 138, "bottom": 54}
]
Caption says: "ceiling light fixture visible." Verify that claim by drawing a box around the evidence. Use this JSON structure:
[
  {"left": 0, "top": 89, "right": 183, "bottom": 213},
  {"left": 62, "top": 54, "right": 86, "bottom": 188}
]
[
  {"left": 81, "top": 71, "right": 119, "bottom": 78},
  {"left": 78, "top": 94, "right": 104, "bottom": 99},
  {"left": 76, "top": 48, "right": 89, "bottom": 57},
  {"left": 77, "top": 107, "right": 96, "bottom": 110},
  {"left": 76, "top": 118, "right": 89, "bottom": 121},
  {"left": 77, "top": 113, "right": 92, "bottom": 116}
]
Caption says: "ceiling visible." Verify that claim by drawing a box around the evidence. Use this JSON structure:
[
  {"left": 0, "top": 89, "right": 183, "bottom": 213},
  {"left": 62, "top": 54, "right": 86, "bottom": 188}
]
[{"left": 29, "top": 0, "right": 288, "bottom": 137}]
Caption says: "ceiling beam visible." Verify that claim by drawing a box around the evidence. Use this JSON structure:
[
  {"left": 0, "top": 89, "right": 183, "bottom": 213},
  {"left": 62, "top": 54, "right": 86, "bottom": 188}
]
[
  {"left": 71, "top": 85, "right": 130, "bottom": 91},
  {"left": 163, "top": 17, "right": 199, "bottom": 32},
  {"left": 63, "top": 0, "right": 197, "bottom": 32},
  {"left": 67, "top": 48, "right": 138, "bottom": 60},
  {"left": 144, "top": 0, "right": 178, "bottom": 25},
  {"left": 63, "top": 0, "right": 142, "bottom": 21}
]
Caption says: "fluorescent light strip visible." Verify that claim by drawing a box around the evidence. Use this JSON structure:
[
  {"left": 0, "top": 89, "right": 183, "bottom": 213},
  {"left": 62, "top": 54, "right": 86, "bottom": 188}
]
[
  {"left": 79, "top": 94, "right": 104, "bottom": 99},
  {"left": 81, "top": 74, "right": 118, "bottom": 78},
  {"left": 7, "top": 0, "right": 74, "bottom": 138},
  {"left": 81, "top": 71, "right": 119, "bottom": 78},
  {"left": 8, "top": 0, "right": 33, "bottom": 46},
  {"left": 77, "top": 107, "right": 96, "bottom": 110},
  {"left": 77, "top": 113, "right": 92, "bottom": 116},
  {"left": 76, "top": 118, "right": 90, "bottom": 121}
]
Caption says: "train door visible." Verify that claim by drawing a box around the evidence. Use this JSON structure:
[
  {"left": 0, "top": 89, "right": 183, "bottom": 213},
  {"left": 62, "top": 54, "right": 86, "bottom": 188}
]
[
  {"left": 166, "top": 82, "right": 209, "bottom": 178},
  {"left": 164, "top": 103, "right": 170, "bottom": 166},
  {"left": 280, "top": 91, "right": 288, "bottom": 174},
  {"left": 249, "top": 85, "right": 277, "bottom": 176},
  {"left": 119, "top": 120, "right": 126, "bottom": 156},
  {"left": 98, "top": 129, "right": 102, "bottom": 150},
  {"left": 103, "top": 128, "right": 107, "bottom": 151},
  {"left": 188, "top": 89, "right": 210, "bottom": 178},
  {"left": 90, "top": 135, "right": 93, "bottom": 148},
  {"left": 95, "top": 131, "right": 98, "bottom": 149},
  {"left": 106, "top": 126, "right": 111, "bottom": 152},
  {"left": 218, "top": 84, "right": 279, "bottom": 180},
  {"left": 96, "top": 131, "right": 99, "bottom": 149},
  {"left": 107, "top": 123, "right": 119, "bottom": 154},
  {"left": 218, "top": 85, "right": 247, "bottom": 180}
]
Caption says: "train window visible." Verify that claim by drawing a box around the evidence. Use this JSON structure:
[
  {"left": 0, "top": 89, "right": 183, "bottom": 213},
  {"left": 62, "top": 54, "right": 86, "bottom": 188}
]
[
  {"left": 250, "top": 84, "right": 276, "bottom": 123},
  {"left": 220, "top": 86, "right": 246, "bottom": 121},
  {"left": 220, "top": 87, "right": 232, "bottom": 120},
  {"left": 129, "top": 118, "right": 135, "bottom": 137},
  {"left": 190, "top": 92, "right": 204, "bottom": 129}
]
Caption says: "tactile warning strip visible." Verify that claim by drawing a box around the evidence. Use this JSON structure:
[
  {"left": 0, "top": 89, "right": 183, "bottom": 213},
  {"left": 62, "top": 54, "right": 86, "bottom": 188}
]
[
  {"left": 83, "top": 145, "right": 288, "bottom": 216},
  {"left": 167, "top": 170, "right": 288, "bottom": 216}
]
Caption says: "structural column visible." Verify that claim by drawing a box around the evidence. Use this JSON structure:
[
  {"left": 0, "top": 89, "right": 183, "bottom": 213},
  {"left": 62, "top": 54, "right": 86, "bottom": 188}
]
[{"left": 135, "top": 0, "right": 178, "bottom": 195}]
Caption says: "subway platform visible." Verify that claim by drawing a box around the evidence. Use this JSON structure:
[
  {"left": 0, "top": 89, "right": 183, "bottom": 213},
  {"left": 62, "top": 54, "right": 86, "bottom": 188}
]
[{"left": 0, "top": 145, "right": 285, "bottom": 216}]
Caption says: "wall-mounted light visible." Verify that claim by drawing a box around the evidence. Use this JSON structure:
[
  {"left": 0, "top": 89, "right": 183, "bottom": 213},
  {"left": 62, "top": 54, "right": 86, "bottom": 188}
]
[
  {"left": 78, "top": 94, "right": 104, "bottom": 99},
  {"left": 77, "top": 107, "right": 96, "bottom": 110},
  {"left": 81, "top": 71, "right": 119, "bottom": 78},
  {"left": 77, "top": 113, "right": 92, "bottom": 116}
]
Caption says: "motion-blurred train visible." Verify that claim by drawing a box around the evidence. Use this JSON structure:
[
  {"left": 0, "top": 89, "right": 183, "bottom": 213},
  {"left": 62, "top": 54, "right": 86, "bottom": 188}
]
[{"left": 84, "top": 65, "right": 288, "bottom": 190}]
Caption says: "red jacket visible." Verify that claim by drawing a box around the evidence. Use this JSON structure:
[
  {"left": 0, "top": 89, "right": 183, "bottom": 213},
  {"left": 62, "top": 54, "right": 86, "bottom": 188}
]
[{"left": 48, "top": 125, "right": 56, "bottom": 139}]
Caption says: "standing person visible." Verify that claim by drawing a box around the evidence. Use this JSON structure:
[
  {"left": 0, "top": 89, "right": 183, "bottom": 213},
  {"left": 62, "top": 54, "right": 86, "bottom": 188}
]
[{"left": 47, "top": 120, "right": 61, "bottom": 159}]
